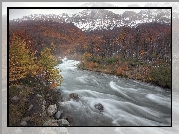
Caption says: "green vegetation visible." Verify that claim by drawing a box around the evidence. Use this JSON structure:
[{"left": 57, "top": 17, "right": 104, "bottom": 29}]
[
  {"left": 79, "top": 53, "right": 171, "bottom": 89},
  {"left": 150, "top": 64, "right": 171, "bottom": 88}
]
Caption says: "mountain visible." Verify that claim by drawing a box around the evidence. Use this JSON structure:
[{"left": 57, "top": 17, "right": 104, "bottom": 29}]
[
  {"left": 71, "top": 9, "right": 121, "bottom": 31},
  {"left": 10, "top": 8, "right": 171, "bottom": 32},
  {"left": 8, "top": 6, "right": 173, "bottom": 60}
]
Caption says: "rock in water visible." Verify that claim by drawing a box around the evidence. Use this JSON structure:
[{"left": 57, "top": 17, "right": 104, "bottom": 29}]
[
  {"left": 69, "top": 93, "right": 79, "bottom": 100},
  {"left": 66, "top": 115, "right": 74, "bottom": 123},
  {"left": 61, "top": 97, "right": 68, "bottom": 102},
  {"left": 94, "top": 103, "right": 104, "bottom": 112},
  {"left": 47, "top": 104, "right": 57, "bottom": 116},
  {"left": 54, "top": 111, "right": 62, "bottom": 119}
]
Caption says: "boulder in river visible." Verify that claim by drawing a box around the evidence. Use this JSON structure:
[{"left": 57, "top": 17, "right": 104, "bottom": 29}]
[
  {"left": 54, "top": 111, "right": 62, "bottom": 119},
  {"left": 94, "top": 103, "right": 104, "bottom": 112},
  {"left": 69, "top": 93, "right": 79, "bottom": 101},
  {"left": 65, "top": 115, "right": 74, "bottom": 123},
  {"left": 47, "top": 104, "right": 57, "bottom": 116},
  {"left": 61, "top": 97, "right": 68, "bottom": 102}
]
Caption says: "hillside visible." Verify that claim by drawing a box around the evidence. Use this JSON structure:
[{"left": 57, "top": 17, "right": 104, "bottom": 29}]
[
  {"left": 8, "top": 8, "right": 172, "bottom": 88},
  {"left": 5, "top": 4, "right": 176, "bottom": 127}
]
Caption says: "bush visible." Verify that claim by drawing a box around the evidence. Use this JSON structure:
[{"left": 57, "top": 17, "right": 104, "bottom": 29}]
[
  {"left": 150, "top": 65, "right": 171, "bottom": 88},
  {"left": 9, "top": 35, "right": 37, "bottom": 84},
  {"left": 9, "top": 35, "right": 63, "bottom": 89}
]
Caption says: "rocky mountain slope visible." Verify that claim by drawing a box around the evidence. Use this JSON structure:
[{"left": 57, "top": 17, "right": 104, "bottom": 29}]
[{"left": 10, "top": 8, "right": 171, "bottom": 32}]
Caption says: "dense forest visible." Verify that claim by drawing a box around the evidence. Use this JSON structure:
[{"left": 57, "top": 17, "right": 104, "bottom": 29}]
[
  {"left": 9, "top": 9, "right": 171, "bottom": 88},
  {"left": 8, "top": 8, "right": 172, "bottom": 126}
]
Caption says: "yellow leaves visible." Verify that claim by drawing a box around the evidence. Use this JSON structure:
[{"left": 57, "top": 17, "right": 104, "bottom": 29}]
[
  {"left": 50, "top": 41, "right": 56, "bottom": 52},
  {"left": 36, "top": 47, "right": 63, "bottom": 88},
  {"left": 9, "top": 35, "right": 36, "bottom": 84},
  {"left": 9, "top": 35, "right": 63, "bottom": 88}
]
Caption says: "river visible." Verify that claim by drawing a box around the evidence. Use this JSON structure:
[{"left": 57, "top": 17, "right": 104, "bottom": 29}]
[{"left": 56, "top": 59, "right": 171, "bottom": 126}]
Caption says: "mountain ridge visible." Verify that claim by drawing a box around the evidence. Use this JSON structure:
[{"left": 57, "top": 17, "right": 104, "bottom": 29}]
[{"left": 9, "top": 8, "right": 171, "bottom": 31}]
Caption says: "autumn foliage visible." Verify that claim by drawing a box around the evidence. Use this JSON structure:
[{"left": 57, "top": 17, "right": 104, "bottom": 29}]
[
  {"left": 9, "top": 9, "right": 171, "bottom": 88},
  {"left": 9, "top": 34, "right": 62, "bottom": 89},
  {"left": 9, "top": 35, "right": 37, "bottom": 83}
]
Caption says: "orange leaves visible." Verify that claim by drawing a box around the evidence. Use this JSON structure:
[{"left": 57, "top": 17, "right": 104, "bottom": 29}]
[
  {"left": 116, "top": 67, "right": 124, "bottom": 76},
  {"left": 140, "top": 50, "right": 148, "bottom": 56},
  {"left": 123, "top": 62, "right": 129, "bottom": 71},
  {"left": 88, "top": 62, "right": 99, "bottom": 69},
  {"left": 50, "top": 81, "right": 56, "bottom": 90}
]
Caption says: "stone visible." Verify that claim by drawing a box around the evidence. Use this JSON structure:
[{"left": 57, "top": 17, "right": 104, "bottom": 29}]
[
  {"left": 28, "top": 104, "right": 33, "bottom": 111},
  {"left": 94, "top": 103, "right": 104, "bottom": 112},
  {"left": 65, "top": 115, "right": 74, "bottom": 123},
  {"left": 58, "top": 119, "right": 70, "bottom": 126},
  {"left": 20, "top": 121, "right": 27, "bottom": 126},
  {"left": 22, "top": 98, "right": 29, "bottom": 103},
  {"left": 47, "top": 104, "right": 57, "bottom": 116},
  {"left": 69, "top": 93, "right": 79, "bottom": 100},
  {"left": 12, "top": 96, "right": 19, "bottom": 101},
  {"left": 42, "top": 105, "right": 47, "bottom": 117},
  {"left": 43, "top": 100, "right": 46, "bottom": 105},
  {"left": 21, "top": 116, "right": 31, "bottom": 122},
  {"left": 61, "top": 97, "right": 68, "bottom": 102},
  {"left": 43, "top": 119, "right": 58, "bottom": 126},
  {"left": 36, "top": 94, "right": 42, "bottom": 98},
  {"left": 54, "top": 111, "right": 62, "bottom": 119}
]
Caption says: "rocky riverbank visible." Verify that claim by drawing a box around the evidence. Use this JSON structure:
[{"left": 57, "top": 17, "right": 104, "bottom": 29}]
[{"left": 9, "top": 84, "right": 78, "bottom": 126}]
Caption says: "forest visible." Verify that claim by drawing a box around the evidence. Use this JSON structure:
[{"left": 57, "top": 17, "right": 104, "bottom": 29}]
[
  {"left": 9, "top": 9, "right": 171, "bottom": 88},
  {"left": 8, "top": 8, "right": 172, "bottom": 126}
]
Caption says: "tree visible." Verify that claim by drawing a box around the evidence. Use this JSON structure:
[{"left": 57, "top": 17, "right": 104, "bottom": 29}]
[
  {"left": 37, "top": 47, "right": 63, "bottom": 88},
  {"left": 9, "top": 35, "right": 37, "bottom": 84}
]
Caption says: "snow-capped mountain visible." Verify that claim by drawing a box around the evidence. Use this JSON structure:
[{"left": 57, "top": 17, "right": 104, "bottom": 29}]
[
  {"left": 71, "top": 9, "right": 171, "bottom": 31},
  {"left": 10, "top": 8, "right": 171, "bottom": 32}
]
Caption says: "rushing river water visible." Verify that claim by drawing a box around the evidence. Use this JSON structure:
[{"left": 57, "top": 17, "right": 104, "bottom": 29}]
[{"left": 56, "top": 59, "right": 171, "bottom": 126}]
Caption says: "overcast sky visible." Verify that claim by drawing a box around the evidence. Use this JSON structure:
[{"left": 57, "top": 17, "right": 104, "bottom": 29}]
[{"left": 2, "top": 2, "right": 163, "bottom": 20}]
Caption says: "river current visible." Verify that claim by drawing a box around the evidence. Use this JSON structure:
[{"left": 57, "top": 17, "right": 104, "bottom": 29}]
[{"left": 56, "top": 59, "right": 171, "bottom": 126}]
